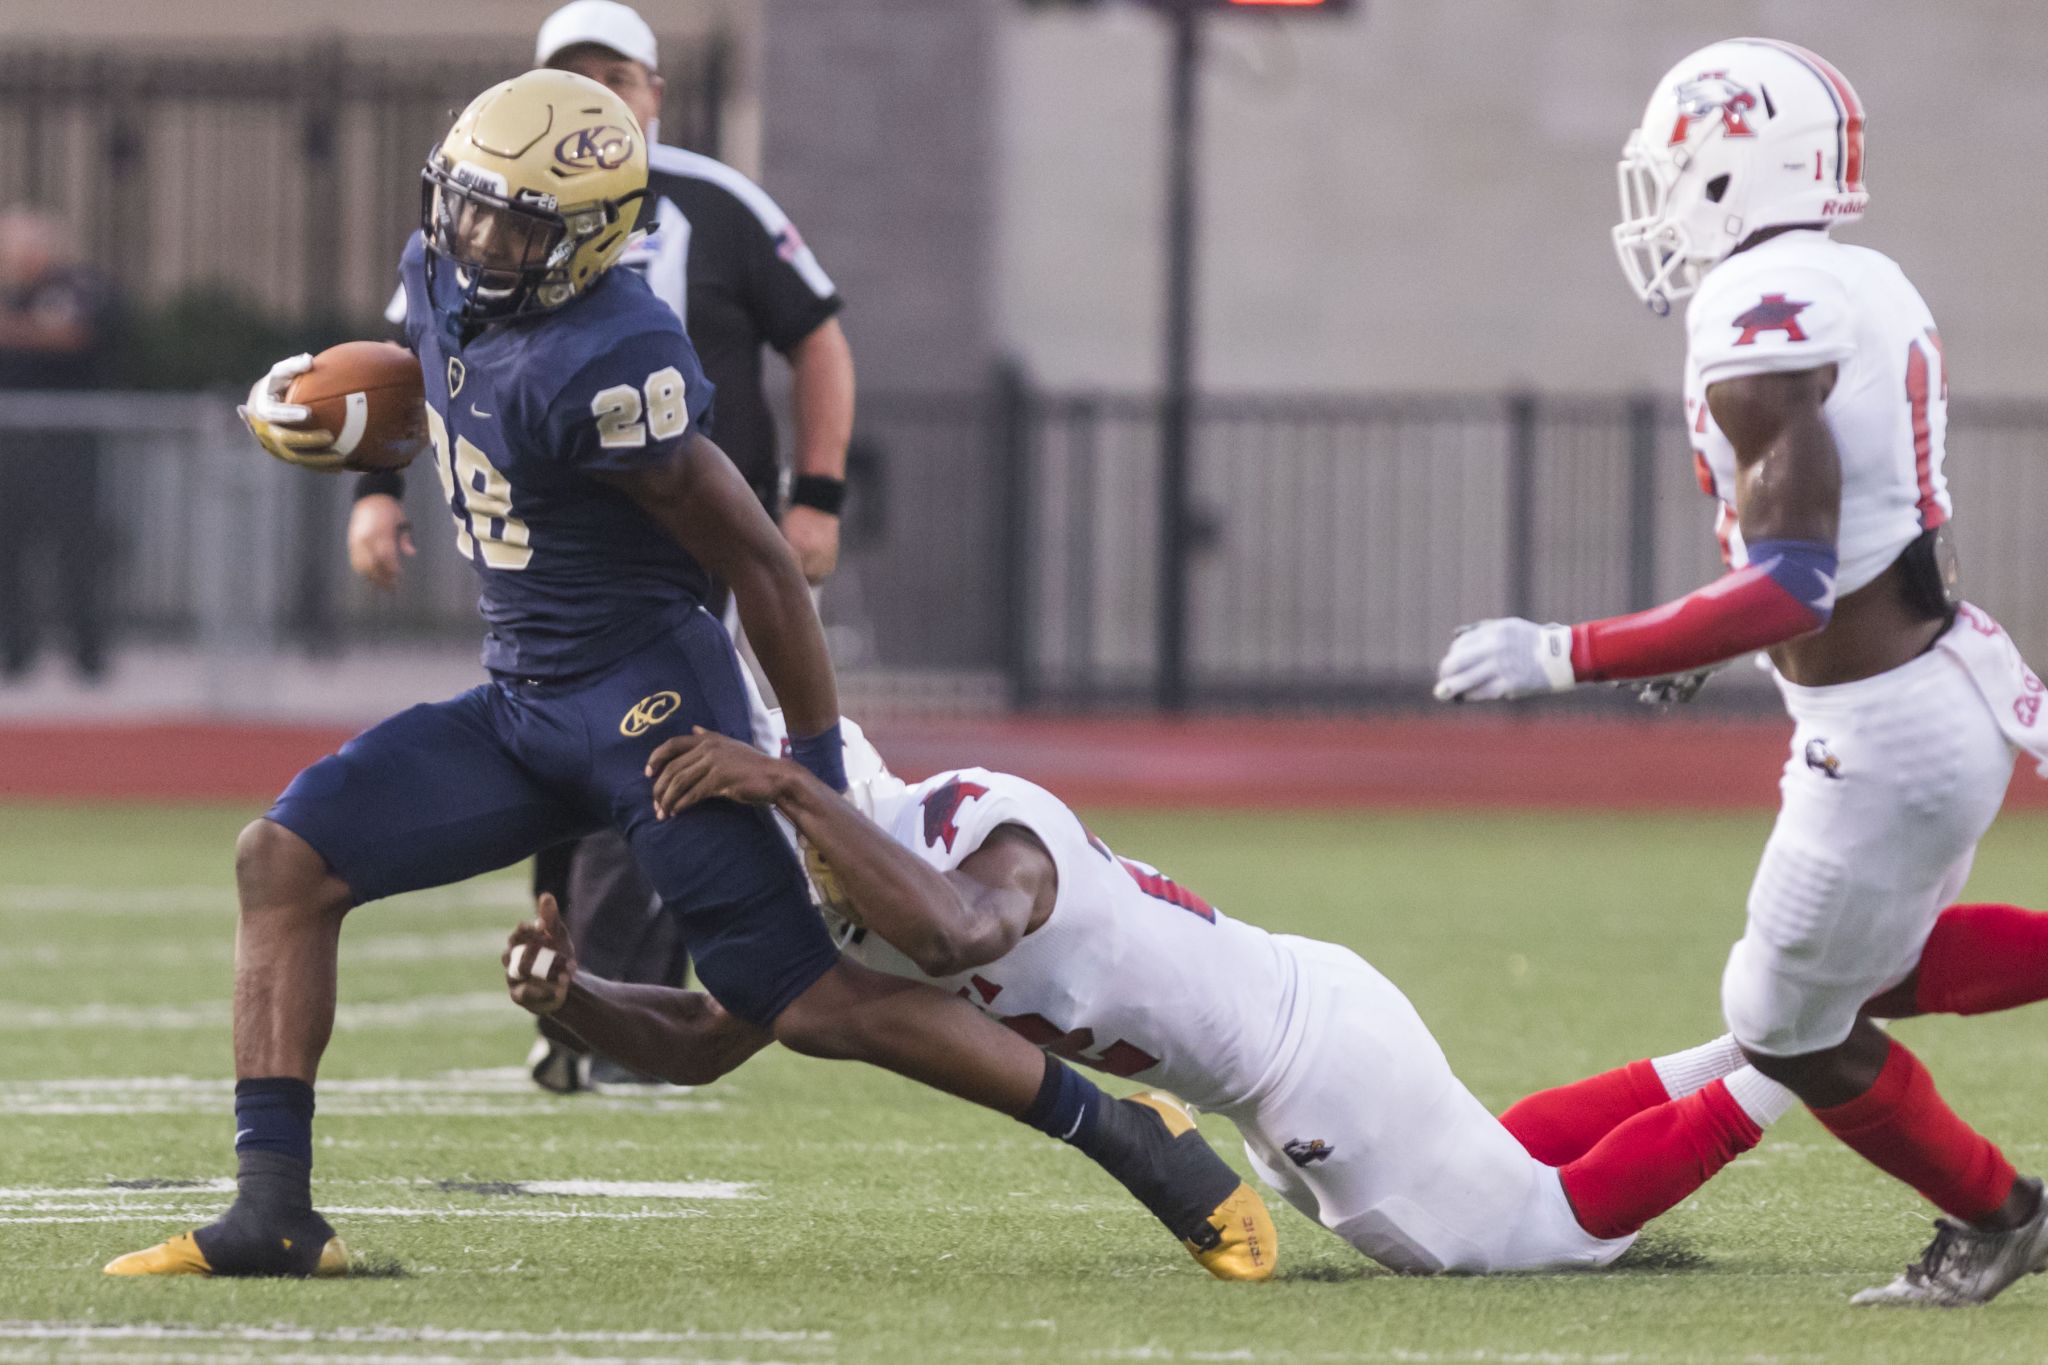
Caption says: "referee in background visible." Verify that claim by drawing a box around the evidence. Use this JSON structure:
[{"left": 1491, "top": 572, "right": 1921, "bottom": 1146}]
[{"left": 347, "top": 0, "right": 855, "bottom": 1090}]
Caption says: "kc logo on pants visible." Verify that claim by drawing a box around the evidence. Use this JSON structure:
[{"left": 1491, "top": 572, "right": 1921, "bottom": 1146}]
[{"left": 620, "top": 690, "right": 682, "bottom": 737}]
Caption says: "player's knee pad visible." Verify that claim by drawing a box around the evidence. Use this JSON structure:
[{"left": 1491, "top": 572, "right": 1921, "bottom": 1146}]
[{"left": 1720, "top": 937, "right": 1856, "bottom": 1058}]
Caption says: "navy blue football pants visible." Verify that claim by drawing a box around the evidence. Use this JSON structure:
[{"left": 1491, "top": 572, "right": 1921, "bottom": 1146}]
[{"left": 267, "top": 607, "right": 836, "bottom": 1027}]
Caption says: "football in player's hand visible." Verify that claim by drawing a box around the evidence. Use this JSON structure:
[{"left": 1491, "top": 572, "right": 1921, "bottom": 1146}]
[{"left": 285, "top": 341, "right": 427, "bottom": 471}]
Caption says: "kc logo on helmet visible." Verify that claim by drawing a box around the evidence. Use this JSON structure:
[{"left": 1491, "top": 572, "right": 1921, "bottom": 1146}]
[
  {"left": 1670, "top": 72, "right": 1759, "bottom": 144},
  {"left": 554, "top": 125, "right": 634, "bottom": 172},
  {"left": 620, "top": 690, "right": 682, "bottom": 737}
]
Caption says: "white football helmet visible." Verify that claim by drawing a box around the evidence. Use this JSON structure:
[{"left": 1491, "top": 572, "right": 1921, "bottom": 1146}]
[{"left": 1613, "top": 38, "right": 1868, "bottom": 313}]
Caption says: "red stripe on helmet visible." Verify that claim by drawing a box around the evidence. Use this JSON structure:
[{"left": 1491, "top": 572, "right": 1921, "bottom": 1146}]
[{"left": 1743, "top": 38, "right": 1865, "bottom": 192}]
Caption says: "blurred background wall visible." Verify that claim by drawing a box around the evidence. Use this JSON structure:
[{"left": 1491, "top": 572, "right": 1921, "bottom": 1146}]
[{"left": 990, "top": 0, "right": 2048, "bottom": 397}]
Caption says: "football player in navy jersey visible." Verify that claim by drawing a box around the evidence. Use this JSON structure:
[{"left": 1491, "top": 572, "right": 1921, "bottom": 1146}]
[{"left": 106, "top": 70, "right": 1271, "bottom": 1284}]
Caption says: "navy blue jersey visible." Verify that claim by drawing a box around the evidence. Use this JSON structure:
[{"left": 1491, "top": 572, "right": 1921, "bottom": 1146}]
[{"left": 398, "top": 232, "right": 718, "bottom": 679}]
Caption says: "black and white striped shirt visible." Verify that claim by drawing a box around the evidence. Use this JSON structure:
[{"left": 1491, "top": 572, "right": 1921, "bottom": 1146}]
[{"left": 628, "top": 144, "right": 841, "bottom": 500}]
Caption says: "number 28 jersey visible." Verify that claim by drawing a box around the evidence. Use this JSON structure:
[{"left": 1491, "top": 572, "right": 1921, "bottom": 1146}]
[
  {"left": 1684, "top": 229, "right": 1950, "bottom": 594},
  {"left": 398, "top": 232, "right": 718, "bottom": 680},
  {"left": 844, "top": 768, "right": 1301, "bottom": 1113}
]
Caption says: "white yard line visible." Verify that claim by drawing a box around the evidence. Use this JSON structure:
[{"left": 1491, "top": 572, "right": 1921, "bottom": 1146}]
[
  {"left": 0, "top": 1179, "right": 755, "bottom": 1203},
  {"left": 1087, "top": 1352, "right": 1818, "bottom": 1365},
  {"left": 0, "top": 1354, "right": 812, "bottom": 1365},
  {"left": 0, "top": 993, "right": 511, "bottom": 1031},
  {"left": 0, "top": 928, "right": 508, "bottom": 970},
  {"left": 0, "top": 1069, "right": 538, "bottom": 1095},
  {"left": 515, "top": 1180, "right": 754, "bottom": 1199},
  {"left": 0, "top": 1071, "right": 721, "bottom": 1117},
  {"left": 0, "top": 1100, "right": 725, "bottom": 1117},
  {"left": 0, "top": 1209, "right": 719, "bottom": 1224},
  {"left": 0, "top": 1323, "right": 829, "bottom": 1346},
  {"left": 0, "top": 882, "right": 531, "bottom": 915}
]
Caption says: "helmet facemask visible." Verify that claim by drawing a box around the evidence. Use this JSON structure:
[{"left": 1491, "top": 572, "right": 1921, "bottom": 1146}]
[
  {"left": 1605, "top": 129, "right": 1736, "bottom": 315},
  {"left": 421, "top": 151, "right": 639, "bottom": 323},
  {"left": 1611, "top": 130, "right": 1714, "bottom": 315}
]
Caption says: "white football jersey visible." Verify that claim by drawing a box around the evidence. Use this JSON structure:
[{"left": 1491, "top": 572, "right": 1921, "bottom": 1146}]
[
  {"left": 842, "top": 768, "right": 1298, "bottom": 1112},
  {"left": 1683, "top": 229, "right": 1949, "bottom": 593}
]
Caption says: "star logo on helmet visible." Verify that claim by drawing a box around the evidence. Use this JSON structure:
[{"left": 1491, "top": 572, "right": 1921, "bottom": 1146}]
[
  {"left": 1731, "top": 294, "right": 1811, "bottom": 346},
  {"left": 1670, "top": 72, "right": 1759, "bottom": 145}
]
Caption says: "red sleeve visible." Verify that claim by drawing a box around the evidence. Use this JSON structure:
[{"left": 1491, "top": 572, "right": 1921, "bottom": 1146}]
[{"left": 1569, "top": 565, "right": 1824, "bottom": 683}]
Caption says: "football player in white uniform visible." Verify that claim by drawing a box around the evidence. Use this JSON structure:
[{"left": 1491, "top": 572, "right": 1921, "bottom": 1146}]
[
  {"left": 1435, "top": 38, "right": 2048, "bottom": 1305},
  {"left": 503, "top": 718, "right": 1808, "bottom": 1276}
]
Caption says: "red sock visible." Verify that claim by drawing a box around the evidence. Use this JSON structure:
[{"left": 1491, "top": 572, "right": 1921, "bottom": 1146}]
[
  {"left": 1500, "top": 1059, "right": 1669, "bottom": 1167},
  {"left": 1810, "top": 1039, "right": 2016, "bottom": 1223},
  {"left": 1915, "top": 903, "right": 2048, "bottom": 1016},
  {"left": 1557, "top": 1079, "right": 1761, "bottom": 1240}
]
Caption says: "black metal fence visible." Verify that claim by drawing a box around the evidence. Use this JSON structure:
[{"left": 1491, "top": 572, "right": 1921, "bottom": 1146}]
[
  {"left": 997, "top": 385, "right": 2048, "bottom": 707},
  {"left": 6, "top": 381, "right": 2046, "bottom": 712},
  {"left": 0, "top": 38, "right": 731, "bottom": 322}
]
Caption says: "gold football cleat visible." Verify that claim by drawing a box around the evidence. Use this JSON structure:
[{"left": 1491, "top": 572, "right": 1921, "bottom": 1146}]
[
  {"left": 103, "top": 1230, "right": 349, "bottom": 1278},
  {"left": 1127, "top": 1090, "right": 1277, "bottom": 1282}
]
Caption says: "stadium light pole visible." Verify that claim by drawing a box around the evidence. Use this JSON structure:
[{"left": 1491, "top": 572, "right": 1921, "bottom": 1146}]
[
  {"left": 1145, "top": 0, "right": 1356, "bottom": 711},
  {"left": 1156, "top": 0, "right": 1201, "bottom": 713}
]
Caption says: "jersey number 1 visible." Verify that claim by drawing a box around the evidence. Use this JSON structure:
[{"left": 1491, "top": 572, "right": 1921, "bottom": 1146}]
[{"left": 1904, "top": 329, "right": 1947, "bottom": 531}]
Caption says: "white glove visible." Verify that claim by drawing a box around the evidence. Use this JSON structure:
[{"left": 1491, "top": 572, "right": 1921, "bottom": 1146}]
[
  {"left": 1434, "top": 618, "right": 1577, "bottom": 702},
  {"left": 237, "top": 353, "right": 346, "bottom": 471}
]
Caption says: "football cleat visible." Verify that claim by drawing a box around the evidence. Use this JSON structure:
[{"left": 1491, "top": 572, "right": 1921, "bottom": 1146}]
[
  {"left": 103, "top": 1229, "right": 348, "bottom": 1279},
  {"left": 1126, "top": 1091, "right": 1276, "bottom": 1282},
  {"left": 1851, "top": 1179, "right": 2048, "bottom": 1308}
]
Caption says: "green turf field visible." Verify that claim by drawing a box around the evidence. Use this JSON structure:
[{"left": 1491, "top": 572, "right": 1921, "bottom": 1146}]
[{"left": 5, "top": 801, "right": 2048, "bottom": 1363}]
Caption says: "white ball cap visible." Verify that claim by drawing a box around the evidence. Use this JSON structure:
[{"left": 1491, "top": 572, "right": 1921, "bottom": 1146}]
[{"left": 535, "top": 0, "right": 659, "bottom": 73}]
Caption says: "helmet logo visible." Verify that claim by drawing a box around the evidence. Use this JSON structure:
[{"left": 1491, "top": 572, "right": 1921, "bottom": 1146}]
[
  {"left": 554, "top": 125, "right": 634, "bottom": 172},
  {"left": 619, "top": 690, "right": 682, "bottom": 737},
  {"left": 1670, "top": 73, "right": 1758, "bottom": 145}
]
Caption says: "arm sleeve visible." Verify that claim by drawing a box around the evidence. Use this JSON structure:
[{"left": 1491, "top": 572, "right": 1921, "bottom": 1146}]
[
  {"left": 717, "top": 178, "right": 844, "bottom": 353},
  {"left": 541, "top": 327, "right": 717, "bottom": 476},
  {"left": 1688, "top": 265, "right": 1857, "bottom": 387}
]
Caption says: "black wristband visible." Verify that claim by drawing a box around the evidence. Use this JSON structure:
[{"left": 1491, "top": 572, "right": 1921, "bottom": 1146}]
[
  {"left": 353, "top": 469, "right": 406, "bottom": 502},
  {"left": 789, "top": 474, "right": 846, "bottom": 517}
]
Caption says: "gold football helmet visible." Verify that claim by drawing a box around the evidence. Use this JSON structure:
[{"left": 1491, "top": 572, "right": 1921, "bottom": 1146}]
[{"left": 422, "top": 68, "right": 647, "bottom": 321}]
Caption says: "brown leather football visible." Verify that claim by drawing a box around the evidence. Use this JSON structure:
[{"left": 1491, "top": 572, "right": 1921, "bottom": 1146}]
[{"left": 285, "top": 340, "right": 427, "bottom": 472}]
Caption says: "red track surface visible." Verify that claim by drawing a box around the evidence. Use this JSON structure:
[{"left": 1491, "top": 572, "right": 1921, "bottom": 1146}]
[{"left": 8, "top": 713, "right": 2047, "bottom": 810}]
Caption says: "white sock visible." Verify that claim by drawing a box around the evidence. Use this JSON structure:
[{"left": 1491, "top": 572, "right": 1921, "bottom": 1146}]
[
  {"left": 1651, "top": 1034, "right": 1746, "bottom": 1099},
  {"left": 1723, "top": 1066, "right": 1799, "bottom": 1128}
]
